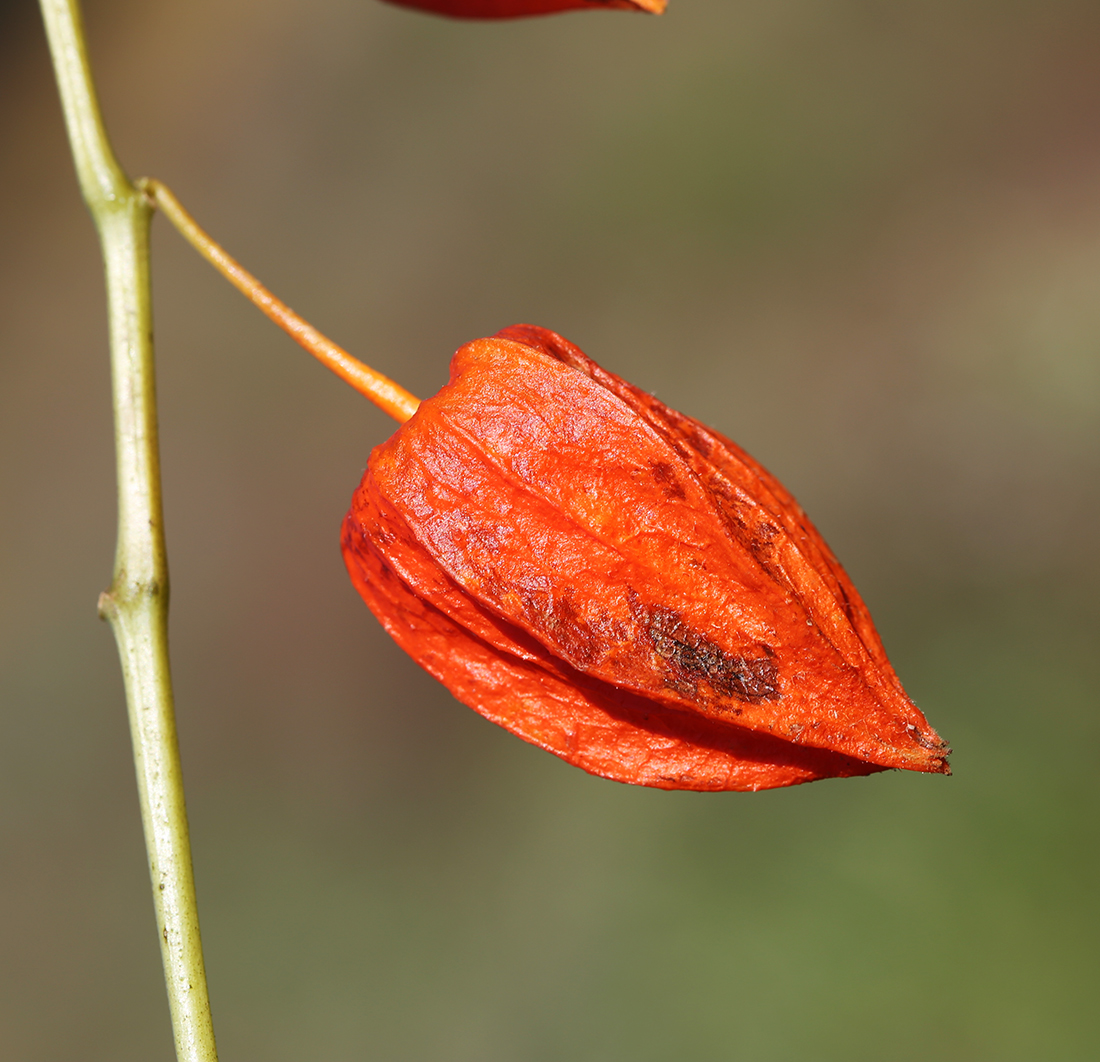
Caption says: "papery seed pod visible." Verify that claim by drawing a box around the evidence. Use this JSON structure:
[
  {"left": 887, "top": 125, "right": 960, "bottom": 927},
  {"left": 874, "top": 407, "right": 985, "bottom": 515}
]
[
  {"left": 381, "top": 0, "right": 665, "bottom": 19},
  {"left": 343, "top": 325, "right": 949, "bottom": 791}
]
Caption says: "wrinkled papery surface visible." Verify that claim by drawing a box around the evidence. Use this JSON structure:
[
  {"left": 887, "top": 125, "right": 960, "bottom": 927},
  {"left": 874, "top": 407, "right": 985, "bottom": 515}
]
[
  {"left": 342, "top": 326, "right": 950, "bottom": 791},
  {"left": 381, "top": 0, "right": 664, "bottom": 19}
]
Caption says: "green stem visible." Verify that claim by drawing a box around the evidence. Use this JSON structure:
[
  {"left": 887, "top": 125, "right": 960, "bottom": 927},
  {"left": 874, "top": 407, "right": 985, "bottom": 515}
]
[{"left": 37, "top": 3, "right": 218, "bottom": 1060}]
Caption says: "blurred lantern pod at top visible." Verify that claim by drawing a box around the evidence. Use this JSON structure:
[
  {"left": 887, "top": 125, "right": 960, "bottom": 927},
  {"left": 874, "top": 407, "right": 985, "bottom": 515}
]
[
  {"left": 382, "top": 0, "right": 665, "bottom": 19},
  {"left": 342, "top": 325, "right": 950, "bottom": 792}
]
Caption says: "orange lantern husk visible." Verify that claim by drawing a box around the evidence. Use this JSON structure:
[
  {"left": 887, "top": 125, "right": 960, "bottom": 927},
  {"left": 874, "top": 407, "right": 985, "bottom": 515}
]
[
  {"left": 341, "top": 325, "right": 949, "bottom": 791},
  {"left": 382, "top": 0, "right": 665, "bottom": 19}
]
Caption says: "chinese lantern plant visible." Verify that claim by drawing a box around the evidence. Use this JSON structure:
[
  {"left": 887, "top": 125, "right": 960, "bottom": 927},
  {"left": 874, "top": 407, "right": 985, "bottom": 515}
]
[
  {"left": 386, "top": 0, "right": 665, "bottom": 15},
  {"left": 343, "top": 325, "right": 948, "bottom": 790},
  {"left": 146, "top": 181, "right": 948, "bottom": 793},
  {"left": 37, "top": 0, "right": 947, "bottom": 1061}
]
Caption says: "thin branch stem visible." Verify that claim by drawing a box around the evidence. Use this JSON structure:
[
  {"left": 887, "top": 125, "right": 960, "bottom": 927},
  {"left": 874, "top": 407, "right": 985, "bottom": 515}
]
[
  {"left": 141, "top": 178, "right": 420, "bottom": 424},
  {"left": 37, "top": 3, "right": 218, "bottom": 1060}
]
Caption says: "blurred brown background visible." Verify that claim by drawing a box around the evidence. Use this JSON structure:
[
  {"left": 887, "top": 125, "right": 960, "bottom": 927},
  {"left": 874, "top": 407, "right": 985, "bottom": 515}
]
[{"left": 2, "top": 0, "right": 1100, "bottom": 1058}]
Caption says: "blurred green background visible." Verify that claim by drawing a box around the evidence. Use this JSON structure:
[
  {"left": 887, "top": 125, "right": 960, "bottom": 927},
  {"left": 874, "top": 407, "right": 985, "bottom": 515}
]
[{"left": 3, "top": 0, "right": 1100, "bottom": 1058}]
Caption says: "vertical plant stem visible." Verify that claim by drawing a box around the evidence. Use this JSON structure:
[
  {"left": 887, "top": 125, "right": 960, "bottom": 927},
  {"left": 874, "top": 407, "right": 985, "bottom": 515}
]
[{"left": 37, "top": 2, "right": 218, "bottom": 1060}]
